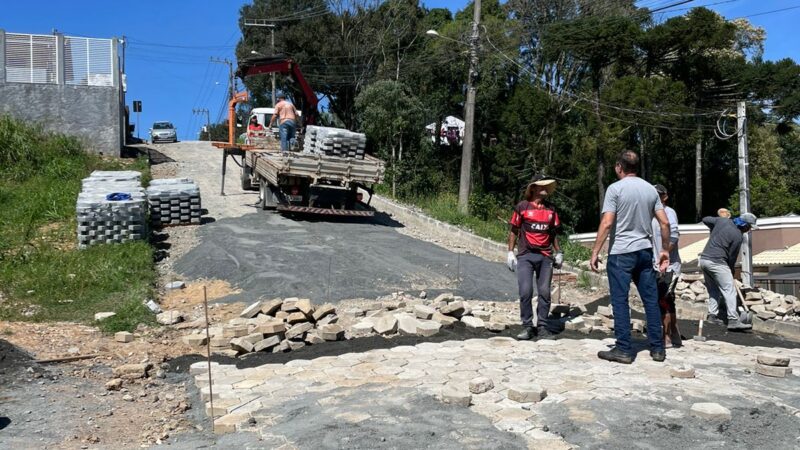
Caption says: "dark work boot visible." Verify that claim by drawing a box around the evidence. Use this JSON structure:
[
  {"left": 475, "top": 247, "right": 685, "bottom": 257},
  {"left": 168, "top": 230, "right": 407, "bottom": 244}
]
[
  {"left": 597, "top": 347, "right": 633, "bottom": 364},
  {"left": 705, "top": 314, "right": 724, "bottom": 326},
  {"left": 650, "top": 350, "right": 666, "bottom": 362},
  {"left": 727, "top": 319, "right": 752, "bottom": 331},
  {"left": 537, "top": 327, "right": 556, "bottom": 340},
  {"left": 516, "top": 327, "right": 536, "bottom": 341}
]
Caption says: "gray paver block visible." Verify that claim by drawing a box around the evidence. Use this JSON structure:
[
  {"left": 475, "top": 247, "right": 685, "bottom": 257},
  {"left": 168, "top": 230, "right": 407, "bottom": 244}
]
[
  {"left": 320, "top": 324, "right": 345, "bottom": 341},
  {"left": 756, "top": 354, "right": 790, "bottom": 367},
  {"left": 240, "top": 301, "right": 263, "bottom": 319},
  {"left": 469, "top": 376, "right": 494, "bottom": 394},
  {"left": 755, "top": 363, "right": 792, "bottom": 378},
  {"left": 373, "top": 316, "right": 398, "bottom": 335},
  {"left": 461, "top": 316, "right": 486, "bottom": 329},
  {"left": 441, "top": 387, "right": 472, "bottom": 407},
  {"left": 414, "top": 305, "right": 436, "bottom": 320},
  {"left": 670, "top": 365, "right": 696, "bottom": 378},
  {"left": 690, "top": 402, "right": 731, "bottom": 421},
  {"left": 416, "top": 321, "right": 442, "bottom": 337},
  {"left": 508, "top": 384, "right": 547, "bottom": 403}
]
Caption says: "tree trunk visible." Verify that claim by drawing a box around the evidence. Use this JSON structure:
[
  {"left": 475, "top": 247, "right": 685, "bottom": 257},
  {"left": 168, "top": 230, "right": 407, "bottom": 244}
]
[
  {"left": 398, "top": 136, "right": 403, "bottom": 162},
  {"left": 391, "top": 143, "right": 396, "bottom": 198},
  {"left": 593, "top": 83, "right": 605, "bottom": 212},
  {"left": 695, "top": 120, "right": 703, "bottom": 220},
  {"left": 639, "top": 126, "right": 646, "bottom": 181}
]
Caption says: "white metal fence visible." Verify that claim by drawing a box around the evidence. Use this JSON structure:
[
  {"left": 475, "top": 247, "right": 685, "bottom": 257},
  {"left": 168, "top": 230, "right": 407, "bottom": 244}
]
[
  {"left": 4, "top": 32, "right": 115, "bottom": 87},
  {"left": 5, "top": 33, "right": 58, "bottom": 84},
  {"left": 64, "top": 36, "right": 114, "bottom": 87}
]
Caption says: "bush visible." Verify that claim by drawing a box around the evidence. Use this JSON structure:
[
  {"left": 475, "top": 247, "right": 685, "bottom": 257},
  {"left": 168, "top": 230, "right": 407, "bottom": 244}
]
[{"left": 0, "top": 115, "right": 156, "bottom": 332}]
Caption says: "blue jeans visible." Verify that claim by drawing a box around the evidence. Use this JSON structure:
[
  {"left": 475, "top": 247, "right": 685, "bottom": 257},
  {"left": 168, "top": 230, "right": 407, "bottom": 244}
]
[
  {"left": 279, "top": 120, "right": 296, "bottom": 152},
  {"left": 607, "top": 248, "right": 663, "bottom": 354},
  {"left": 517, "top": 252, "right": 553, "bottom": 328}
]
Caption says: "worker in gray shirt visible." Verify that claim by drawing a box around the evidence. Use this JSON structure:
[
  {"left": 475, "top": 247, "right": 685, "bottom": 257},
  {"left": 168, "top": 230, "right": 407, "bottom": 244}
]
[
  {"left": 590, "top": 151, "right": 670, "bottom": 364},
  {"left": 698, "top": 213, "right": 758, "bottom": 330}
]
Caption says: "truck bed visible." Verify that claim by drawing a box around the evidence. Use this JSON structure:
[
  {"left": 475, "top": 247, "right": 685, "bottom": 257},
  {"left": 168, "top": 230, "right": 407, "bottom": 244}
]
[{"left": 246, "top": 150, "right": 385, "bottom": 186}]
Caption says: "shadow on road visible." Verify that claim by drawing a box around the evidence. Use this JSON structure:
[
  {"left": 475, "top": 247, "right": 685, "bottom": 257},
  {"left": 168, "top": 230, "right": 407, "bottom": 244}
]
[{"left": 280, "top": 210, "right": 404, "bottom": 228}]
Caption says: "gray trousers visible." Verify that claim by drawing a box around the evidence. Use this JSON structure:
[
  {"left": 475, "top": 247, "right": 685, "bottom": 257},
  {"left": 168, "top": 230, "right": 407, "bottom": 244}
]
[
  {"left": 698, "top": 258, "right": 738, "bottom": 321},
  {"left": 517, "top": 252, "right": 552, "bottom": 328}
]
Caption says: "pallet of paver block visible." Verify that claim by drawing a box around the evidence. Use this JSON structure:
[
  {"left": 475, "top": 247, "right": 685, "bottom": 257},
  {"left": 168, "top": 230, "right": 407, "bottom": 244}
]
[
  {"left": 146, "top": 178, "right": 202, "bottom": 226},
  {"left": 76, "top": 171, "right": 147, "bottom": 249},
  {"left": 303, "top": 126, "right": 367, "bottom": 160}
]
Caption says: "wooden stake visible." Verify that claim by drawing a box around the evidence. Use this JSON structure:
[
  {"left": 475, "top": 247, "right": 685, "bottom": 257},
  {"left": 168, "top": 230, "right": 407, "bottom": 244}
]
[{"left": 203, "top": 285, "right": 215, "bottom": 433}]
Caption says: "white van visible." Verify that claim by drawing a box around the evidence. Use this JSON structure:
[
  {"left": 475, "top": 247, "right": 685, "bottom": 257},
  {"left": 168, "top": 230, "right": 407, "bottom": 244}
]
[{"left": 248, "top": 107, "right": 302, "bottom": 135}]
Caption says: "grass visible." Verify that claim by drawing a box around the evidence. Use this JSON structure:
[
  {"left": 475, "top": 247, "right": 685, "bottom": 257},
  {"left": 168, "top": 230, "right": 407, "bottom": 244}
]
[
  {"left": 0, "top": 115, "right": 156, "bottom": 332},
  {"left": 577, "top": 271, "right": 593, "bottom": 290},
  {"left": 391, "top": 190, "right": 592, "bottom": 264}
]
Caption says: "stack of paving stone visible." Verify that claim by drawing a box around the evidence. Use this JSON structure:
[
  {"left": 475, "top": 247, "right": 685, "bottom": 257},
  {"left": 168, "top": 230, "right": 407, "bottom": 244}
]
[
  {"left": 755, "top": 353, "right": 793, "bottom": 378},
  {"left": 303, "top": 125, "right": 366, "bottom": 159},
  {"left": 182, "top": 297, "right": 343, "bottom": 356},
  {"left": 146, "top": 178, "right": 202, "bottom": 226},
  {"left": 76, "top": 171, "right": 147, "bottom": 249},
  {"left": 180, "top": 291, "right": 591, "bottom": 357}
]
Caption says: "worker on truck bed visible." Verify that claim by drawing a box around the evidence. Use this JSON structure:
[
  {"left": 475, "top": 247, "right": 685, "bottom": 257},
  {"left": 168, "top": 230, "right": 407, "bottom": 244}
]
[{"left": 269, "top": 93, "right": 299, "bottom": 152}]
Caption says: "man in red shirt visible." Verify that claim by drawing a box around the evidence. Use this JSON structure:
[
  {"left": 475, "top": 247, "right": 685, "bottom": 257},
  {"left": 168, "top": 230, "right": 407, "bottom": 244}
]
[{"left": 507, "top": 175, "right": 564, "bottom": 340}]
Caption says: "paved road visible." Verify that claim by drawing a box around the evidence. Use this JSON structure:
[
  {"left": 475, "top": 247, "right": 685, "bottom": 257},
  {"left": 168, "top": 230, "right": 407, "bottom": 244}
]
[{"left": 150, "top": 141, "right": 518, "bottom": 304}]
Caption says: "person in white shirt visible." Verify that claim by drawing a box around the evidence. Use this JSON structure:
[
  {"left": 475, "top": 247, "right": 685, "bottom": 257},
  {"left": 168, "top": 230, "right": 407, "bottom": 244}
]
[{"left": 651, "top": 184, "right": 682, "bottom": 347}]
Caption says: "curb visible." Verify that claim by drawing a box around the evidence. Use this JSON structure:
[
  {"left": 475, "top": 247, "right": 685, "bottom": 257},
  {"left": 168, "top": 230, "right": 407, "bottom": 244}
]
[{"left": 368, "top": 193, "right": 609, "bottom": 288}]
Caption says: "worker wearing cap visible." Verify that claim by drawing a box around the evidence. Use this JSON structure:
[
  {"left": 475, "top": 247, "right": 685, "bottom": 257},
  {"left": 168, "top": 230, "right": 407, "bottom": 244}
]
[
  {"left": 507, "top": 175, "right": 563, "bottom": 340},
  {"left": 698, "top": 212, "right": 758, "bottom": 331},
  {"left": 269, "top": 93, "right": 299, "bottom": 152},
  {"left": 651, "top": 184, "right": 682, "bottom": 347}
]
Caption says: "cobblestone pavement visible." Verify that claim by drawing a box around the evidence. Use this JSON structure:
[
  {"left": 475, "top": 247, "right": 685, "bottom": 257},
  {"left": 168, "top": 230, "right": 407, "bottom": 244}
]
[{"left": 191, "top": 337, "right": 800, "bottom": 448}]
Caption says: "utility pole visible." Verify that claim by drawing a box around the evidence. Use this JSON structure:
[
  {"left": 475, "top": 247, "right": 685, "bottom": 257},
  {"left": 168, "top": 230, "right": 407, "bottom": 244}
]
[
  {"left": 244, "top": 20, "right": 277, "bottom": 106},
  {"left": 457, "top": 0, "right": 481, "bottom": 215},
  {"left": 193, "top": 108, "right": 211, "bottom": 141},
  {"left": 210, "top": 57, "right": 235, "bottom": 101},
  {"left": 737, "top": 100, "right": 753, "bottom": 287},
  {"left": 271, "top": 25, "right": 276, "bottom": 106}
]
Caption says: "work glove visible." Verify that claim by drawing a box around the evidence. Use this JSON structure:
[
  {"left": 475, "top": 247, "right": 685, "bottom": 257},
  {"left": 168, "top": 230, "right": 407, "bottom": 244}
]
[
  {"left": 554, "top": 251, "right": 564, "bottom": 269},
  {"left": 506, "top": 251, "right": 517, "bottom": 272}
]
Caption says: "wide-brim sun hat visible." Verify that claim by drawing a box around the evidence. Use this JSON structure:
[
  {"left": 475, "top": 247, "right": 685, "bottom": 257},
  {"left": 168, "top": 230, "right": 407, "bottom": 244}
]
[{"left": 525, "top": 175, "right": 557, "bottom": 197}]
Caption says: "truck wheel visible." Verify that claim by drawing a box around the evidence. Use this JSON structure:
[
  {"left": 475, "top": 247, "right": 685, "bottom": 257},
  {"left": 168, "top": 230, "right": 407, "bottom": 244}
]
[
  {"left": 259, "top": 179, "right": 278, "bottom": 210},
  {"left": 241, "top": 163, "right": 255, "bottom": 191}
]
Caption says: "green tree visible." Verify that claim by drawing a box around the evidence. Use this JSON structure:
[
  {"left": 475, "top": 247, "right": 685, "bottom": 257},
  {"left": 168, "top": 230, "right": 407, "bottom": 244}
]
[{"left": 355, "top": 80, "right": 423, "bottom": 197}]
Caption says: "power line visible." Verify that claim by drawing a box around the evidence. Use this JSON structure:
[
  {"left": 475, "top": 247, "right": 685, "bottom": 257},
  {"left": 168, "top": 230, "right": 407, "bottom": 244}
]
[
  {"left": 483, "top": 32, "right": 727, "bottom": 132},
  {"left": 737, "top": 4, "right": 800, "bottom": 19}
]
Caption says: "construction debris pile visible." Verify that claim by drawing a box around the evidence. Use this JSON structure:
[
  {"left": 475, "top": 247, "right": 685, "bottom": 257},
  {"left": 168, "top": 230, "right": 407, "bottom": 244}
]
[
  {"left": 180, "top": 292, "right": 590, "bottom": 356},
  {"left": 76, "top": 171, "right": 147, "bottom": 248},
  {"left": 303, "top": 126, "right": 367, "bottom": 159},
  {"left": 674, "top": 275, "right": 799, "bottom": 323},
  {"left": 146, "top": 178, "right": 202, "bottom": 226}
]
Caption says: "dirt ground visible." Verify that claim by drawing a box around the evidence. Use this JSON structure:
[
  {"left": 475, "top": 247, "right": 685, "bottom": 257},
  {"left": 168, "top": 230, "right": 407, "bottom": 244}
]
[{"left": 3, "top": 141, "right": 795, "bottom": 448}]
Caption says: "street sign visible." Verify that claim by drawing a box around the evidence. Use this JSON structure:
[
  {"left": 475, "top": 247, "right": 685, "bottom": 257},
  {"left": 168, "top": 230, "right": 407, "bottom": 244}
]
[{"left": 133, "top": 100, "right": 142, "bottom": 112}]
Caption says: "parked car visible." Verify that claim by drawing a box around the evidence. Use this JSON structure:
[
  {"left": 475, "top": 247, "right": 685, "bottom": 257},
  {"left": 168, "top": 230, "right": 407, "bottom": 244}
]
[{"left": 150, "top": 121, "right": 177, "bottom": 143}]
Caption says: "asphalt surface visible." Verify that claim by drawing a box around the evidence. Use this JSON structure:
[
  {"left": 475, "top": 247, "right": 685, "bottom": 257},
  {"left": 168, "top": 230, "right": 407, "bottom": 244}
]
[{"left": 174, "top": 211, "right": 520, "bottom": 304}]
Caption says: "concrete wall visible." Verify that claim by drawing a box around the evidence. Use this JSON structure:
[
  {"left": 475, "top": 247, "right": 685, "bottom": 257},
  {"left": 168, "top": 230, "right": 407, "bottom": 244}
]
[
  {"left": 0, "top": 83, "right": 122, "bottom": 155},
  {"left": 0, "top": 30, "right": 122, "bottom": 155}
]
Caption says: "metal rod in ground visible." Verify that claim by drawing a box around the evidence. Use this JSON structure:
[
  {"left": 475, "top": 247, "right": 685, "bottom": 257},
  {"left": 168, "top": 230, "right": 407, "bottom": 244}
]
[
  {"left": 203, "top": 285, "right": 215, "bottom": 433},
  {"left": 327, "top": 256, "right": 332, "bottom": 304},
  {"left": 557, "top": 267, "right": 563, "bottom": 304},
  {"left": 456, "top": 252, "right": 461, "bottom": 284}
]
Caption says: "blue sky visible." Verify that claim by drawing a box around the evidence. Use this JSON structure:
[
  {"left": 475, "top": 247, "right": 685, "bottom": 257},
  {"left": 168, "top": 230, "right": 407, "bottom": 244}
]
[{"left": 2, "top": 0, "right": 798, "bottom": 140}]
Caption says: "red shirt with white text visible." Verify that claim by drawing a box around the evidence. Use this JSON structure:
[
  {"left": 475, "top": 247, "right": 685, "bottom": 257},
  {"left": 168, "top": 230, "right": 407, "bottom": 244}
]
[{"left": 509, "top": 201, "right": 561, "bottom": 256}]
